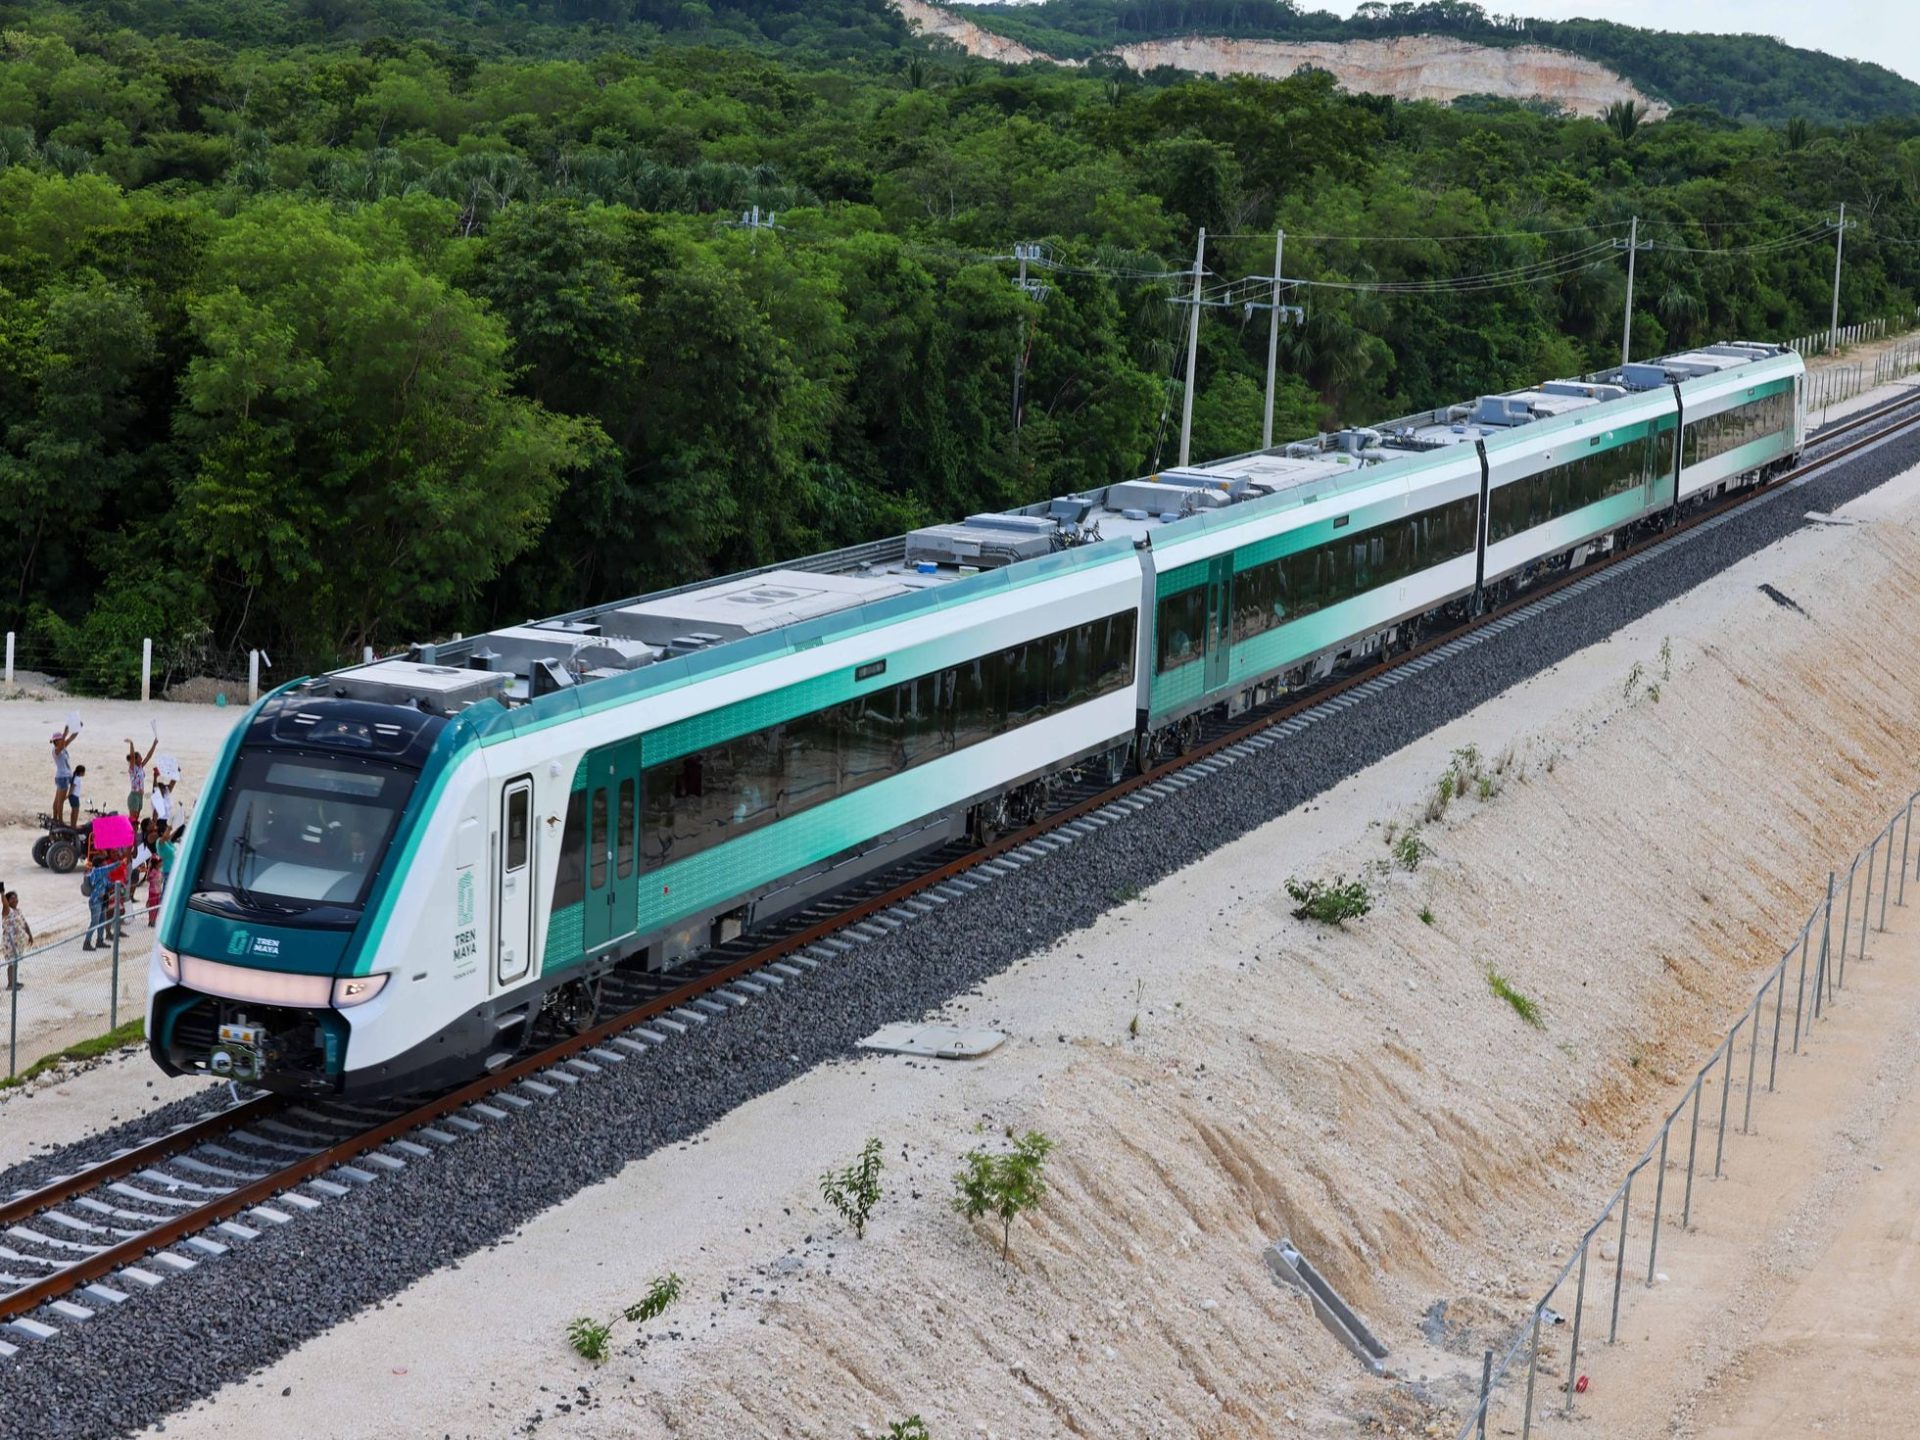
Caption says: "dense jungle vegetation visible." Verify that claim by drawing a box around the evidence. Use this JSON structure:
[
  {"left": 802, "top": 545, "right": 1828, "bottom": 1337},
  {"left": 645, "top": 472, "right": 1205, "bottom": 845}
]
[{"left": 2, "top": 0, "right": 1918, "bottom": 684}]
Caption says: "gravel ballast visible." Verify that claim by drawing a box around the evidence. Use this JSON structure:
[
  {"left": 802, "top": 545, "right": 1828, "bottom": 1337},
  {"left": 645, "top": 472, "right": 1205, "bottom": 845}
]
[{"left": 3, "top": 420, "right": 1917, "bottom": 1438}]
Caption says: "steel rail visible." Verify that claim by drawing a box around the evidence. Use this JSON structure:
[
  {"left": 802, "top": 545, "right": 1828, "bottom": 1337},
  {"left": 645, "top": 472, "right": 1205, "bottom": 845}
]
[{"left": 3, "top": 388, "right": 1915, "bottom": 1328}]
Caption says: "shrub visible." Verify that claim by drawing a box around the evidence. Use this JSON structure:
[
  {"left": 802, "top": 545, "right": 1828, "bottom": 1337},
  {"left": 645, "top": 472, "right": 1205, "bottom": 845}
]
[
  {"left": 1418, "top": 905, "right": 1435, "bottom": 926},
  {"left": 624, "top": 1272, "right": 683, "bottom": 1325},
  {"left": 821, "top": 1138, "right": 886, "bottom": 1239},
  {"left": 953, "top": 1130, "right": 1055, "bottom": 1261},
  {"left": 1486, "top": 967, "right": 1545, "bottom": 1029},
  {"left": 1392, "top": 829, "right": 1427, "bottom": 871},
  {"left": 567, "top": 1316, "right": 612, "bottom": 1363},
  {"left": 885, "top": 1420, "right": 932, "bottom": 1440},
  {"left": 1285, "top": 875, "right": 1374, "bottom": 925}
]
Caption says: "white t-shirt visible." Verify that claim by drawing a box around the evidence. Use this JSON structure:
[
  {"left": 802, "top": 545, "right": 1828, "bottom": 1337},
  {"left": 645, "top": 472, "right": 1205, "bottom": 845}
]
[{"left": 151, "top": 787, "right": 172, "bottom": 822}]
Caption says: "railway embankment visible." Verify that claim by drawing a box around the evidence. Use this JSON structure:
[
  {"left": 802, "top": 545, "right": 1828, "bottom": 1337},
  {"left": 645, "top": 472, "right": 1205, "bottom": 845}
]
[{"left": 91, "top": 456, "right": 1920, "bottom": 1437}]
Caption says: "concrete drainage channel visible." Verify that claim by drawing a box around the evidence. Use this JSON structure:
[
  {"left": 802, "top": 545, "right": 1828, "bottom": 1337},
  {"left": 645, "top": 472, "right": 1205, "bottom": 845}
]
[{"left": 4, "top": 405, "right": 1920, "bottom": 1429}]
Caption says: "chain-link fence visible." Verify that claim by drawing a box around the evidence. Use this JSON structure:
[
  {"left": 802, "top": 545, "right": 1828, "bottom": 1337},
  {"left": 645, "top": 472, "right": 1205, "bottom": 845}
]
[
  {"left": 5, "top": 883, "right": 151, "bottom": 1082},
  {"left": 1454, "top": 790, "right": 1919, "bottom": 1439}
]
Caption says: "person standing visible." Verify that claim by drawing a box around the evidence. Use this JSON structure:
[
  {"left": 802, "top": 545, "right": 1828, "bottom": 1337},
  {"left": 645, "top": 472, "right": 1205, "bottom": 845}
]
[
  {"left": 125, "top": 735, "right": 158, "bottom": 818},
  {"left": 150, "top": 771, "right": 173, "bottom": 827},
  {"left": 50, "top": 723, "right": 78, "bottom": 823},
  {"left": 150, "top": 822, "right": 178, "bottom": 928},
  {"left": 67, "top": 765, "right": 87, "bottom": 827},
  {"left": 83, "top": 840, "right": 114, "bottom": 951},
  {"left": 2, "top": 891, "right": 29, "bottom": 991}
]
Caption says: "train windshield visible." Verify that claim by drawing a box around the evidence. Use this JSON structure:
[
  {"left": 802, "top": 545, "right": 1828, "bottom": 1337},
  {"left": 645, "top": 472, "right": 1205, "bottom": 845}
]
[{"left": 195, "top": 750, "right": 416, "bottom": 912}]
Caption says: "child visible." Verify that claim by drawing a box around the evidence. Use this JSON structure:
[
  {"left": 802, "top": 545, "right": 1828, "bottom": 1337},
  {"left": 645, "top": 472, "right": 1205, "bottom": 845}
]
[
  {"left": 149, "top": 822, "right": 177, "bottom": 927},
  {"left": 51, "top": 724, "right": 77, "bottom": 822},
  {"left": 67, "top": 765, "right": 87, "bottom": 827},
  {"left": 2, "top": 891, "right": 29, "bottom": 991}
]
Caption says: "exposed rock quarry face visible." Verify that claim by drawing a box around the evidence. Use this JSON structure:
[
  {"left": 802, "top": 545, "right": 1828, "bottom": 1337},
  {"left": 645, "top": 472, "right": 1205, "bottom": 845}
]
[
  {"left": 1114, "top": 34, "right": 1669, "bottom": 118},
  {"left": 892, "top": 1, "right": 1668, "bottom": 121}
]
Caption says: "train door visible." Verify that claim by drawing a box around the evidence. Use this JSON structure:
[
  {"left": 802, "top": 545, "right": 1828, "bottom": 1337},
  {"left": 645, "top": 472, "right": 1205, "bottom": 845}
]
[
  {"left": 583, "top": 739, "right": 642, "bottom": 953},
  {"left": 496, "top": 777, "right": 534, "bottom": 986},
  {"left": 1203, "top": 554, "right": 1232, "bottom": 694}
]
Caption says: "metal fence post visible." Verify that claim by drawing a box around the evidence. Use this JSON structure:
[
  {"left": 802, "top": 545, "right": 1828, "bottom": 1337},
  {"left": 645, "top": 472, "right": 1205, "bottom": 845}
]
[
  {"left": 1521, "top": 1308, "right": 1542, "bottom": 1440},
  {"left": 1880, "top": 818, "right": 1895, "bottom": 929},
  {"left": 1769, "top": 950, "right": 1787, "bottom": 1090},
  {"left": 1564, "top": 1239, "right": 1589, "bottom": 1415},
  {"left": 1844, "top": 857, "right": 1861, "bottom": 988},
  {"left": 1813, "top": 874, "right": 1834, "bottom": 1022},
  {"left": 1608, "top": 1173, "right": 1633, "bottom": 1343},
  {"left": 1903, "top": 798, "right": 1915, "bottom": 904},
  {"left": 1477, "top": 1348, "right": 1492, "bottom": 1440},
  {"left": 109, "top": 883, "right": 123, "bottom": 1031},
  {"left": 1794, "top": 914, "right": 1814, "bottom": 1050},
  {"left": 1743, "top": 989, "right": 1762, "bottom": 1132},
  {"left": 1714, "top": 1032, "right": 1736, "bottom": 1177},
  {"left": 1648, "top": 1124, "right": 1669, "bottom": 1285},
  {"left": 7, "top": 967, "right": 16, "bottom": 1079},
  {"left": 1682, "top": 1078, "right": 1703, "bottom": 1229}
]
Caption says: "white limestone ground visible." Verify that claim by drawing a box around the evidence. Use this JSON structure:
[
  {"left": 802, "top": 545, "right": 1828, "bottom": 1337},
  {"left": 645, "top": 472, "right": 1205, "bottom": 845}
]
[{"left": 130, "top": 464, "right": 1920, "bottom": 1438}]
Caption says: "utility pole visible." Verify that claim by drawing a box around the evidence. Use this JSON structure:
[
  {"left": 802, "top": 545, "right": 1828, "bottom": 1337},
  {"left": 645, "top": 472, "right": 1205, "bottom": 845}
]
[
  {"left": 1009, "top": 242, "right": 1050, "bottom": 442},
  {"left": 1829, "top": 202, "right": 1849, "bottom": 353},
  {"left": 1178, "top": 227, "right": 1206, "bottom": 468},
  {"left": 1262, "top": 228, "right": 1285, "bottom": 451},
  {"left": 1616, "top": 215, "right": 1650, "bottom": 366}
]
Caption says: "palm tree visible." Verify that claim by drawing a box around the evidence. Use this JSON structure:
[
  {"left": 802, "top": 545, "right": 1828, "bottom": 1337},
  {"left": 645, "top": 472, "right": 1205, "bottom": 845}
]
[
  {"left": 1604, "top": 99, "right": 1646, "bottom": 145},
  {"left": 1784, "top": 116, "right": 1812, "bottom": 152}
]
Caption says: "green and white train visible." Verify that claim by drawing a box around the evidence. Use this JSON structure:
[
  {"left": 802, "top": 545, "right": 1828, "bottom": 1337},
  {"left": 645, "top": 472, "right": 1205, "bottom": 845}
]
[{"left": 149, "top": 342, "right": 1803, "bottom": 1096}]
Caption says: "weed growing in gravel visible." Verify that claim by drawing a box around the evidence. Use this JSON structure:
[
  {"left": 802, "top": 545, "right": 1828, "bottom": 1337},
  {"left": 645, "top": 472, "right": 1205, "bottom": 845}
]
[
  {"left": 1623, "top": 661, "right": 1645, "bottom": 698},
  {"left": 1646, "top": 682, "right": 1661, "bottom": 703},
  {"left": 1418, "top": 905, "right": 1435, "bottom": 926},
  {"left": 1476, "top": 775, "right": 1498, "bottom": 801},
  {"left": 1486, "top": 967, "right": 1545, "bottom": 1029},
  {"left": 821, "top": 1139, "right": 886, "bottom": 1239},
  {"left": 567, "top": 1316, "right": 613, "bottom": 1363},
  {"left": 1128, "top": 978, "right": 1144, "bottom": 1039},
  {"left": 1285, "top": 875, "right": 1374, "bottom": 924},
  {"left": 1392, "top": 829, "right": 1428, "bottom": 871},
  {"left": 625, "top": 1272, "right": 683, "bottom": 1325},
  {"left": 1660, "top": 636, "right": 1673, "bottom": 681},
  {"left": 1109, "top": 882, "right": 1141, "bottom": 905},
  {"left": 1425, "top": 773, "right": 1454, "bottom": 823},
  {"left": 886, "top": 1420, "right": 932, "bottom": 1440},
  {"left": 953, "top": 1130, "right": 1055, "bottom": 1261}
]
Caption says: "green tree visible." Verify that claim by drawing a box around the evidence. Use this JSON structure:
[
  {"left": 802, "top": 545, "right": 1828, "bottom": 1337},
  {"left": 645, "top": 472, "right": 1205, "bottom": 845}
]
[{"left": 952, "top": 1130, "right": 1055, "bottom": 1261}]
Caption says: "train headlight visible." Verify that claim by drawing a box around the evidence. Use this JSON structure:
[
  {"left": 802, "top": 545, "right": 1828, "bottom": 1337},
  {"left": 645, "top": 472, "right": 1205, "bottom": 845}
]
[
  {"left": 158, "top": 945, "right": 180, "bottom": 981},
  {"left": 332, "top": 973, "right": 390, "bottom": 1009}
]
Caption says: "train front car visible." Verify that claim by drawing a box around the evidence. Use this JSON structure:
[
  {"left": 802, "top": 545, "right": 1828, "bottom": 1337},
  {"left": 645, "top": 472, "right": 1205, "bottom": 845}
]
[{"left": 147, "top": 691, "right": 477, "bottom": 1096}]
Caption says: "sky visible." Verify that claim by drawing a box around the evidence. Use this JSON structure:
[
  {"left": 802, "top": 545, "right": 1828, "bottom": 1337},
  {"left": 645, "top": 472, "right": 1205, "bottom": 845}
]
[{"left": 1326, "top": 1, "right": 1920, "bottom": 85}]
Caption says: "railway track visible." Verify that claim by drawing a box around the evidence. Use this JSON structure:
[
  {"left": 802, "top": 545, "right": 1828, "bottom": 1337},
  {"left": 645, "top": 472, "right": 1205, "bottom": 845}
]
[{"left": 4, "top": 385, "right": 1918, "bottom": 1355}]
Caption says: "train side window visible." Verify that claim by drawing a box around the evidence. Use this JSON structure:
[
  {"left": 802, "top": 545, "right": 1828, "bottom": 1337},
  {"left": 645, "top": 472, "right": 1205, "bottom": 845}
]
[
  {"left": 615, "top": 779, "right": 635, "bottom": 879},
  {"left": 589, "top": 788, "right": 609, "bottom": 889},
  {"left": 506, "top": 787, "right": 529, "bottom": 871},
  {"left": 1156, "top": 587, "right": 1206, "bottom": 672},
  {"left": 553, "top": 790, "right": 587, "bottom": 908}
]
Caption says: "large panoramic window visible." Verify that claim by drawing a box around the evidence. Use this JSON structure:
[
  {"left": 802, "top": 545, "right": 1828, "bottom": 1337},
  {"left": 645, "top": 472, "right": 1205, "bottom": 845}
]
[
  {"left": 1682, "top": 390, "right": 1793, "bottom": 469},
  {"left": 1488, "top": 431, "right": 1660, "bottom": 543},
  {"left": 1230, "top": 495, "right": 1479, "bottom": 644},
  {"left": 639, "top": 611, "right": 1136, "bottom": 869}
]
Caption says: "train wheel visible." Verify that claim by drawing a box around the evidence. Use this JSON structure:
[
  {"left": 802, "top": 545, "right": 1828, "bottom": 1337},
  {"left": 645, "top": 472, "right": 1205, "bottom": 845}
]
[{"left": 547, "top": 980, "right": 598, "bottom": 1036}]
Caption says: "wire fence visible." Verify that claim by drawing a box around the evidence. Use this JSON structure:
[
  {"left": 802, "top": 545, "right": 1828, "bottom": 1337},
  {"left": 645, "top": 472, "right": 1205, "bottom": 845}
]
[
  {"left": 1454, "top": 789, "right": 1920, "bottom": 1439},
  {"left": 2, "top": 632, "right": 366, "bottom": 703},
  {"left": 1785, "top": 310, "right": 1920, "bottom": 358},
  {"left": 5, "top": 882, "right": 152, "bottom": 1081}
]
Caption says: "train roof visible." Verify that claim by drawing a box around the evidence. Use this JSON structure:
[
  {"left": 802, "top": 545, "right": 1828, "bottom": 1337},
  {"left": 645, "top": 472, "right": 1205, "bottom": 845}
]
[{"left": 306, "top": 341, "right": 1798, "bottom": 719}]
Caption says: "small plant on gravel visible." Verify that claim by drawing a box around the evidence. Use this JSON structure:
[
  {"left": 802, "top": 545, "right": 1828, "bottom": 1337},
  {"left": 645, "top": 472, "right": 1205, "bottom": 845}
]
[
  {"left": 883, "top": 1419, "right": 932, "bottom": 1440},
  {"left": 1392, "top": 829, "right": 1428, "bottom": 872},
  {"left": 1486, "top": 967, "right": 1545, "bottom": 1030},
  {"left": 1418, "top": 905, "right": 1435, "bottom": 926},
  {"left": 1109, "top": 882, "right": 1141, "bottom": 905},
  {"left": 1645, "top": 681, "right": 1661, "bottom": 704},
  {"left": 1623, "top": 661, "right": 1645, "bottom": 698},
  {"left": 953, "top": 1130, "right": 1055, "bottom": 1261},
  {"left": 1128, "top": 978, "right": 1144, "bottom": 1039},
  {"left": 624, "top": 1272, "right": 684, "bottom": 1325},
  {"left": 1425, "top": 773, "right": 1453, "bottom": 824},
  {"left": 1285, "top": 875, "right": 1374, "bottom": 925},
  {"left": 1659, "top": 636, "right": 1673, "bottom": 681},
  {"left": 567, "top": 1316, "right": 613, "bottom": 1363},
  {"left": 821, "top": 1139, "right": 886, "bottom": 1239},
  {"left": 1451, "top": 744, "right": 1482, "bottom": 790},
  {"left": 1476, "top": 775, "right": 1498, "bottom": 801}
]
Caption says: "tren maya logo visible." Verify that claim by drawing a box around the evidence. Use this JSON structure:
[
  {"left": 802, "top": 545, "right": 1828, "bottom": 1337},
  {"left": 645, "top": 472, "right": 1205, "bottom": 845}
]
[{"left": 226, "top": 929, "right": 252, "bottom": 956}]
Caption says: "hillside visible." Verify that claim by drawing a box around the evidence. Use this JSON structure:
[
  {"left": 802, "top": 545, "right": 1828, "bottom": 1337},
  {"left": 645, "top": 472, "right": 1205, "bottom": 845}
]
[{"left": 946, "top": 0, "right": 1920, "bottom": 126}]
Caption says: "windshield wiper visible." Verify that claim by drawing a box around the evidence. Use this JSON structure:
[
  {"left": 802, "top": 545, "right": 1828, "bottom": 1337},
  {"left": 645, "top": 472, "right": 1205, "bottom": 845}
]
[{"left": 231, "top": 802, "right": 262, "bottom": 912}]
